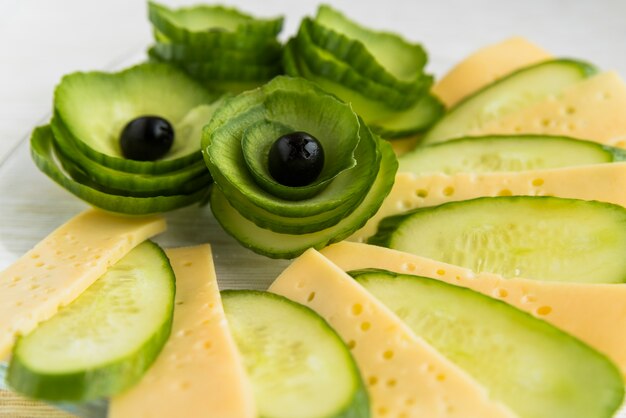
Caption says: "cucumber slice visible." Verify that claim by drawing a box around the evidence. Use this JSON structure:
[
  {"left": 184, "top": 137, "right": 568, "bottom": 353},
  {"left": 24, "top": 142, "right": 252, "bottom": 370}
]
[
  {"left": 148, "top": 47, "right": 282, "bottom": 83},
  {"left": 210, "top": 137, "right": 397, "bottom": 258},
  {"left": 314, "top": 5, "right": 426, "bottom": 84},
  {"left": 7, "top": 241, "right": 175, "bottom": 401},
  {"left": 399, "top": 134, "right": 626, "bottom": 175},
  {"left": 149, "top": 38, "right": 282, "bottom": 66},
  {"left": 51, "top": 116, "right": 211, "bottom": 195},
  {"left": 369, "top": 196, "right": 626, "bottom": 283},
  {"left": 148, "top": 1, "right": 283, "bottom": 45},
  {"left": 422, "top": 59, "right": 597, "bottom": 145},
  {"left": 285, "top": 40, "right": 443, "bottom": 138},
  {"left": 31, "top": 125, "right": 208, "bottom": 214},
  {"left": 54, "top": 63, "right": 219, "bottom": 175},
  {"left": 351, "top": 269, "right": 623, "bottom": 418},
  {"left": 296, "top": 19, "right": 428, "bottom": 110},
  {"left": 222, "top": 290, "right": 369, "bottom": 418}
]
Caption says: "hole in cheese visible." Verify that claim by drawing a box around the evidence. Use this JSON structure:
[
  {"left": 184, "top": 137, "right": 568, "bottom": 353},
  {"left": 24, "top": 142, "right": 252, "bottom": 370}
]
[
  {"left": 383, "top": 350, "right": 395, "bottom": 360},
  {"left": 443, "top": 186, "right": 455, "bottom": 196},
  {"left": 416, "top": 189, "right": 429, "bottom": 198},
  {"left": 360, "top": 322, "right": 371, "bottom": 331},
  {"left": 307, "top": 291, "right": 316, "bottom": 302},
  {"left": 498, "top": 189, "right": 513, "bottom": 196},
  {"left": 352, "top": 304, "right": 363, "bottom": 316},
  {"left": 536, "top": 306, "right": 552, "bottom": 316}
]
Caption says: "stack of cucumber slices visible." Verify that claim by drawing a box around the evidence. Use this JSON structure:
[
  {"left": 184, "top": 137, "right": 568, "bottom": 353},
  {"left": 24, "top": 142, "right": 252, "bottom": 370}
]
[
  {"left": 147, "top": 1, "right": 284, "bottom": 93},
  {"left": 32, "top": 63, "right": 221, "bottom": 214},
  {"left": 284, "top": 5, "right": 444, "bottom": 138},
  {"left": 202, "top": 76, "right": 397, "bottom": 258}
]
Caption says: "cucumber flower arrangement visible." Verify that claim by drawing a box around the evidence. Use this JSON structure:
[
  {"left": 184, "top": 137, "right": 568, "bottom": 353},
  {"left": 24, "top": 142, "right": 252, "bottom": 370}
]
[
  {"left": 284, "top": 5, "right": 444, "bottom": 139},
  {"left": 202, "top": 76, "right": 398, "bottom": 258}
]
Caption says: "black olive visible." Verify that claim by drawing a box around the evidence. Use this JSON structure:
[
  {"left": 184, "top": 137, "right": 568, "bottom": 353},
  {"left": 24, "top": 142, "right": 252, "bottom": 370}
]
[
  {"left": 268, "top": 132, "right": 325, "bottom": 187},
  {"left": 120, "top": 116, "right": 174, "bottom": 161}
]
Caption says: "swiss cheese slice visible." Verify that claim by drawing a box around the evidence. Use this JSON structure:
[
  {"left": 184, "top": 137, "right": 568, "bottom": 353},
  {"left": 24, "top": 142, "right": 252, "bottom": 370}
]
[
  {"left": 269, "top": 249, "right": 515, "bottom": 418},
  {"left": 432, "top": 37, "right": 551, "bottom": 107},
  {"left": 322, "top": 241, "right": 626, "bottom": 378},
  {"left": 0, "top": 210, "right": 165, "bottom": 360},
  {"left": 353, "top": 163, "right": 626, "bottom": 241},
  {"left": 109, "top": 245, "right": 255, "bottom": 418},
  {"left": 474, "top": 71, "right": 626, "bottom": 147}
]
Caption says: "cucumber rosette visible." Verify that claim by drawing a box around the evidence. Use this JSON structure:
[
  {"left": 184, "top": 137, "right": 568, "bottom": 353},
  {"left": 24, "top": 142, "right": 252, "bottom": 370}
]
[
  {"left": 31, "top": 63, "right": 220, "bottom": 214},
  {"left": 148, "top": 2, "right": 284, "bottom": 93},
  {"left": 203, "top": 76, "right": 398, "bottom": 258},
  {"left": 284, "top": 5, "right": 444, "bottom": 139}
]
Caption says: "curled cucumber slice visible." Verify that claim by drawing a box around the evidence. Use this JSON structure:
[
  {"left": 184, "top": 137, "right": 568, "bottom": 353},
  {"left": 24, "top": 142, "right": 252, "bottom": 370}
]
[{"left": 31, "top": 125, "right": 208, "bottom": 214}]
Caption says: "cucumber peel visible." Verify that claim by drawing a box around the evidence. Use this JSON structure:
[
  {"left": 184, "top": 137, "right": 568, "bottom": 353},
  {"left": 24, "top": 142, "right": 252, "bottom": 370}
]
[
  {"left": 222, "top": 290, "right": 369, "bottom": 418},
  {"left": 7, "top": 241, "right": 175, "bottom": 401},
  {"left": 352, "top": 269, "right": 624, "bottom": 418}
]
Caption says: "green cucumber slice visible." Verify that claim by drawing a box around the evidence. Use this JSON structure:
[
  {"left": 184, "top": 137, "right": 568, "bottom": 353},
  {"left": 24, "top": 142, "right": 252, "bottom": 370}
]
[
  {"left": 351, "top": 269, "right": 623, "bottom": 418},
  {"left": 284, "top": 40, "right": 444, "bottom": 138},
  {"left": 53, "top": 63, "right": 219, "bottom": 175},
  {"left": 148, "top": 1, "right": 283, "bottom": 45},
  {"left": 399, "top": 134, "right": 626, "bottom": 175},
  {"left": 51, "top": 116, "right": 211, "bottom": 195},
  {"left": 222, "top": 290, "right": 369, "bottom": 418},
  {"left": 422, "top": 59, "right": 597, "bottom": 145},
  {"left": 148, "top": 47, "right": 282, "bottom": 83},
  {"left": 314, "top": 5, "right": 426, "bottom": 84},
  {"left": 31, "top": 125, "right": 208, "bottom": 214},
  {"left": 296, "top": 19, "right": 428, "bottom": 110},
  {"left": 369, "top": 196, "right": 626, "bottom": 283},
  {"left": 210, "top": 137, "right": 397, "bottom": 258},
  {"left": 7, "top": 241, "right": 175, "bottom": 401},
  {"left": 151, "top": 31, "right": 282, "bottom": 65}
]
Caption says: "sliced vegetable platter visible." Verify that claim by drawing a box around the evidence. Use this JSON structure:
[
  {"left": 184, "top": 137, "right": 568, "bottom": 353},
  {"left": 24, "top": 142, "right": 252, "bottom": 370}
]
[{"left": 2, "top": 1, "right": 626, "bottom": 418}]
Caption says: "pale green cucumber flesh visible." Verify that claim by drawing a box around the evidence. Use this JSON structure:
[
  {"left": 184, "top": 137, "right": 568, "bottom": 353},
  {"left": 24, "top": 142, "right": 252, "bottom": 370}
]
[
  {"left": 399, "top": 134, "right": 626, "bottom": 175},
  {"left": 31, "top": 125, "right": 208, "bottom": 214},
  {"left": 210, "top": 137, "right": 397, "bottom": 258},
  {"left": 369, "top": 196, "right": 626, "bottom": 283},
  {"left": 222, "top": 290, "right": 369, "bottom": 418},
  {"left": 422, "top": 59, "right": 597, "bottom": 145},
  {"left": 7, "top": 241, "right": 175, "bottom": 401},
  {"left": 54, "top": 63, "right": 219, "bottom": 174},
  {"left": 351, "top": 269, "right": 624, "bottom": 418}
]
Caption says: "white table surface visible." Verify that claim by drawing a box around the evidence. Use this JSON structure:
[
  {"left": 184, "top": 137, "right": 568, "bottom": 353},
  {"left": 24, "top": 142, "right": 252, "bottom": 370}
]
[{"left": 1, "top": 0, "right": 626, "bottom": 416}]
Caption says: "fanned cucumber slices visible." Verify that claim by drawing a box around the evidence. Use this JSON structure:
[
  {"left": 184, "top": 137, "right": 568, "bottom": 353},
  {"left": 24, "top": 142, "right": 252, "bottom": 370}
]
[
  {"left": 351, "top": 269, "right": 624, "bottom": 418},
  {"left": 284, "top": 5, "right": 443, "bottom": 138},
  {"left": 369, "top": 196, "right": 626, "bottom": 283},
  {"left": 33, "top": 63, "right": 220, "bottom": 214},
  {"left": 148, "top": 2, "right": 283, "bottom": 93},
  {"left": 222, "top": 290, "right": 369, "bottom": 418},
  {"left": 7, "top": 241, "right": 175, "bottom": 401},
  {"left": 204, "top": 76, "right": 397, "bottom": 258},
  {"left": 399, "top": 134, "right": 626, "bottom": 175}
]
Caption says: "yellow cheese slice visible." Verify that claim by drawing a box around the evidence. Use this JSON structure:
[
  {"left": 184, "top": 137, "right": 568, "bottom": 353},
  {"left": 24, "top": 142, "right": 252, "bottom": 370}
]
[
  {"left": 432, "top": 37, "right": 551, "bottom": 107},
  {"left": 352, "top": 162, "right": 626, "bottom": 241},
  {"left": 269, "top": 249, "right": 515, "bottom": 418},
  {"left": 0, "top": 210, "right": 165, "bottom": 360},
  {"left": 474, "top": 71, "right": 626, "bottom": 147},
  {"left": 109, "top": 245, "right": 256, "bottom": 418},
  {"left": 322, "top": 241, "right": 626, "bottom": 378}
]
